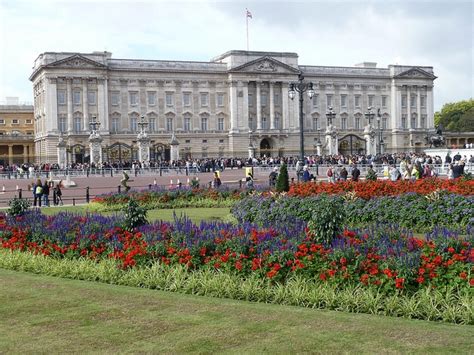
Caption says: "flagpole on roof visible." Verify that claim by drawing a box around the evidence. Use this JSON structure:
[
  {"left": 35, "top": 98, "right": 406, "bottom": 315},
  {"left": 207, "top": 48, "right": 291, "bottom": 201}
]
[{"left": 246, "top": 9, "right": 252, "bottom": 51}]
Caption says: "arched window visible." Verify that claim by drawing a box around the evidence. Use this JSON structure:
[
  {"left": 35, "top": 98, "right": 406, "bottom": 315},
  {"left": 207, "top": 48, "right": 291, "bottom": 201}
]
[{"left": 217, "top": 117, "right": 224, "bottom": 131}]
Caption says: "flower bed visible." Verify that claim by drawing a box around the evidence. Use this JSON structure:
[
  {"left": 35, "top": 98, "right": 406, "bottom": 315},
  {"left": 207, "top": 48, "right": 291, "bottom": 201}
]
[
  {"left": 289, "top": 178, "right": 474, "bottom": 199},
  {"left": 91, "top": 186, "right": 263, "bottom": 210},
  {"left": 1, "top": 211, "right": 472, "bottom": 294},
  {"left": 232, "top": 193, "right": 474, "bottom": 232}
]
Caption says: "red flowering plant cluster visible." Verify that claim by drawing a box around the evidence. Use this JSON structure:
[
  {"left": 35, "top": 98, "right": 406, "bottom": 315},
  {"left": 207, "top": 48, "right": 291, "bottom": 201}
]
[
  {"left": 1, "top": 211, "right": 472, "bottom": 293},
  {"left": 289, "top": 178, "right": 474, "bottom": 199}
]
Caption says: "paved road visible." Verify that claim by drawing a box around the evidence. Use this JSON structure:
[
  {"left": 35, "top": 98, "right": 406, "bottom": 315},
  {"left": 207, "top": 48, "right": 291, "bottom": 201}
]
[{"left": 0, "top": 167, "right": 297, "bottom": 208}]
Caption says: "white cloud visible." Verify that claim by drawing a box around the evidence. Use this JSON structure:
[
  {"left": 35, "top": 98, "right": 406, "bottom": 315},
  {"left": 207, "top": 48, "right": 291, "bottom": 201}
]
[{"left": 0, "top": 0, "right": 472, "bottom": 111}]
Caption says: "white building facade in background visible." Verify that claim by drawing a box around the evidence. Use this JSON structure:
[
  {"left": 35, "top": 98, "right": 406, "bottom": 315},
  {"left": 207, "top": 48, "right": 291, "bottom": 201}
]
[{"left": 30, "top": 50, "right": 436, "bottom": 164}]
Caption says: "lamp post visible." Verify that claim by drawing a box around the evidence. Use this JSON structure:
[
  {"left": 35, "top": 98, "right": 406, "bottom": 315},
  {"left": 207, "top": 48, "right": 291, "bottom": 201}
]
[
  {"left": 377, "top": 108, "right": 383, "bottom": 155},
  {"left": 288, "top": 74, "right": 315, "bottom": 162}
]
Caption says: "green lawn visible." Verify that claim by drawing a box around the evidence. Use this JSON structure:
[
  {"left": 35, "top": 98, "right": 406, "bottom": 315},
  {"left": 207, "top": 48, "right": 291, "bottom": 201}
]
[
  {"left": 39, "top": 206, "right": 231, "bottom": 223},
  {"left": 0, "top": 269, "right": 472, "bottom": 353}
]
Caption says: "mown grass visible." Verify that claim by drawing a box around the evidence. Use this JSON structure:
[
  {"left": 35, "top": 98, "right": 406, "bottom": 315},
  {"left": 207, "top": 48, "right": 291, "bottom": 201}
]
[
  {"left": 1, "top": 268, "right": 473, "bottom": 353},
  {"left": 39, "top": 206, "right": 231, "bottom": 223}
]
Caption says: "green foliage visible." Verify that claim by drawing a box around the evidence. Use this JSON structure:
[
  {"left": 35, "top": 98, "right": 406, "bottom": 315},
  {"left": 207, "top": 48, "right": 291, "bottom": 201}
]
[
  {"left": 276, "top": 163, "right": 289, "bottom": 192},
  {"left": 365, "top": 168, "right": 377, "bottom": 181},
  {"left": 122, "top": 198, "right": 148, "bottom": 231},
  {"left": 7, "top": 198, "right": 31, "bottom": 216},
  {"left": 307, "top": 197, "right": 346, "bottom": 245},
  {"left": 0, "top": 249, "right": 472, "bottom": 324},
  {"left": 190, "top": 177, "right": 200, "bottom": 188},
  {"left": 434, "top": 99, "right": 474, "bottom": 132}
]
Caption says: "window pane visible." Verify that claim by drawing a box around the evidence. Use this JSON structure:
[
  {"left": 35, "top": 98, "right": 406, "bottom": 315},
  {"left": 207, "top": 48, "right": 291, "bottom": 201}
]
[
  {"left": 166, "top": 93, "right": 173, "bottom": 106},
  {"left": 130, "top": 92, "right": 138, "bottom": 106},
  {"left": 200, "top": 93, "right": 208, "bottom": 106},
  {"left": 355, "top": 96, "right": 360, "bottom": 107},
  {"left": 88, "top": 91, "right": 96, "bottom": 105},
  {"left": 148, "top": 92, "right": 156, "bottom": 105},
  {"left": 183, "top": 93, "right": 191, "bottom": 106},
  {"left": 111, "top": 92, "right": 120, "bottom": 105},
  {"left": 312, "top": 94, "right": 319, "bottom": 107},
  {"left": 57, "top": 90, "right": 66, "bottom": 105},
  {"left": 217, "top": 94, "right": 224, "bottom": 107},
  {"left": 73, "top": 91, "right": 81, "bottom": 105},
  {"left": 341, "top": 95, "right": 346, "bottom": 107},
  {"left": 218, "top": 118, "right": 224, "bottom": 131}
]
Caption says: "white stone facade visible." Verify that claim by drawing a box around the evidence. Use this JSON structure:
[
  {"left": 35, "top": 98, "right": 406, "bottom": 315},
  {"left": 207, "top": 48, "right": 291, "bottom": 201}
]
[{"left": 30, "top": 50, "right": 436, "bottom": 163}]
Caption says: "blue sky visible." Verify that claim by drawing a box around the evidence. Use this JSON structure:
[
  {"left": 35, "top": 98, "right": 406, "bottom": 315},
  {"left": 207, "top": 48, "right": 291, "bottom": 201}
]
[{"left": 0, "top": 0, "right": 472, "bottom": 111}]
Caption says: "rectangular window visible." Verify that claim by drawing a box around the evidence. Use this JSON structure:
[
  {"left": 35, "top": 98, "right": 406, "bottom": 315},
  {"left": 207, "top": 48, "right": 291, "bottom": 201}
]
[
  {"left": 218, "top": 117, "right": 224, "bottom": 131},
  {"left": 401, "top": 115, "right": 407, "bottom": 129},
  {"left": 248, "top": 94, "right": 254, "bottom": 107},
  {"left": 355, "top": 95, "right": 360, "bottom": 108},
  {"left": 74, "top": 117, "right": 81, "bottom": 133},
  {"left": 201, "top": 117, "right": 208, "bottom": 131},
  {"left": 147, "top": 92, "right": 156, "bottom": 106},
  {"left": 166, "top": 117, "right": 173, "bottom": 131},
  {"left": 341, "top": 117, "right": 347, "bottom": 130},
  {"left": 312, "top": 117, "right": 319, "bottom": 130},
  {"left": 219, "top": 139, "right": 224, "bottom": 143},
  {"left": 0, "top": 119, "right": 4, "bottom": 125},
  {"left": 340, "top": 95, "right": 347, "bottom": 107},
  {"left": 112, "top": 118, "right": 119, "bottom": 133},
  {"left": 312, "top": 94, "right": 319, "bottom": 107},
  {"left": 57, "top": 90, "right": 66, "bottom": 105},
  {"left": 421, "top": 96, "right": 426, "bottom": 108},
  {"left": 166, "top": 92, "right": 174, "bottom": 106},
  {"left": 12, "top": 119, "right": 19, "bottom": 125},
  {"left": 382, "top": 96, "right": 387, "bottom": 108},
  {"left": 184, "top": 117, "right": 191, "bottom": 131},
  {"left": 26, "top": 119, "right": 32, "bottom": 124},
  {"left": 262, "top": 117, "right": 268, "bottom": 130},
  {"left": 129, "top": 92, "right": 138, "bottom": 106},
  {"left": 217, "top": 93, "right": 224, "bottom": 107},
  {"left": 411, "top": 95, "right": 416, "bottom": 108},
  {"left": 326, "top": 94, "right": 333, "bottom": 107},
  {"left": 421, "top": 115, "right": 426, "bottom": 128},
  {"left": 183, "top": 92, "right": 191, "bottom": 106},
  {"left": 58, "top": 117, "right": 67, "bottom": 133},
  {"left": 368, "top": 95, "right": 374, "bottom": 107},
  {"left": 382, "top": 117, "right": 388, "bottom": 130},
  {"left": 87, "top": 91, "right": 96, "bottom": 105},
  {"left": 200, "top": 93, "right": 208, "bottom": 107},
  {"left": 149, "top": 118, "right": 156, "bottom": 132},
  {"left": 130, "top": 117, "right": 137, "bottom": 133},
  {"left": 275, "top": 116, "right": 280, "bottom": 129},
  {"left": 401, "top": 95, "right": 407, "bottom": 108},
  {"left": 261, "top": 94, "right": 267, "bottom": 107},
  {"left": 111, "top": 92, "right": 120, "bottom": 106},
  {"left": 274, "top": 93, "right": 280, "bottom": 106},
  {"left": 73, "top": 91, "right": 81, "bottom": 105},
  {"left": 355, "top": 116, "right": 361, "bottom": 130}
]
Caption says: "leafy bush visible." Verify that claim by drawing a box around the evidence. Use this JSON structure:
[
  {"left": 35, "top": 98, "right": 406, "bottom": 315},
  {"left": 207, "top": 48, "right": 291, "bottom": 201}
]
[
  {"left": 276, "top": 163, "right": 289, "bottom": 192},
  {"left": 307, "top": 197, "right": 345, "bottom": 245},
  {"left": 122, "top": 199, "right": 148, "bottom": 231},
  {"left": 7, "top": 198, "right": 30, "bottom": 216}
]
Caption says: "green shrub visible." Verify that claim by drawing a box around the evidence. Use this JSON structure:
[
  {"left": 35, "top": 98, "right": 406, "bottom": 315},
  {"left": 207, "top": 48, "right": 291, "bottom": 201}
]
[
  {"left": 122, "top": 198, "right": 148, "bottom": 231},
  {"left": 307, "top": 196, "right": 345, "bottom": 245},
  {"left": 276, "top": 163, "right": 289, "bottom": 192},
  {"left": 7, "top": 197, "right": 31, "bottom": 216}
]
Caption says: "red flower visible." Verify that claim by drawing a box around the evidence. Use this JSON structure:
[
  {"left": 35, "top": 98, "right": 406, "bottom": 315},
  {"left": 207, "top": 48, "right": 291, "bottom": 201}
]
[
  {"left": 395, "top": 277, "right": 405, "bottom": 289},
  {"left": 459, "top": 272, "right": 467, "bottom": 279}
]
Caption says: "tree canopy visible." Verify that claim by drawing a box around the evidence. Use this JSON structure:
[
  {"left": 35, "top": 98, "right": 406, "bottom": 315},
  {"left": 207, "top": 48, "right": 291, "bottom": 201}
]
[{"left": 434, "top": 99, "right": 474, "bottom": 132}]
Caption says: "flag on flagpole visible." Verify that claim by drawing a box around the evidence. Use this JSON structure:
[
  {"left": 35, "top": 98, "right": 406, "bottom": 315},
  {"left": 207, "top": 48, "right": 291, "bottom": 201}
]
[{"left": 246, "top": 9, "right": 252, "bottom": 18}]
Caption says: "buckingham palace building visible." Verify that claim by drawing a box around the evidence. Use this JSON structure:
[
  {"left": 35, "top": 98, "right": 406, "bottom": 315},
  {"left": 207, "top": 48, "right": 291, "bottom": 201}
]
[{"left": 30, "top": 50, "right": 436, "bottom": 164}]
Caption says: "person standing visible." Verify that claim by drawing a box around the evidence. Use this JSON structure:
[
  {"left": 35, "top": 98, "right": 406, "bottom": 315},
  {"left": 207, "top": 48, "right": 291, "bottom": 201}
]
[
  {"left": 34, "top": 179, "right": 43, "bottom": 207},
  {"left": 42, "top": 180, "right": 50, "bottom": 207},
  {"left": 351, "top": 165, "right": 360, "bottom": 182},
  {"left": 268, "top": 167, "right": 278, "bottom": 187},
  {"left": 213, "top": 171, "right": 222, "bottom": 188}
]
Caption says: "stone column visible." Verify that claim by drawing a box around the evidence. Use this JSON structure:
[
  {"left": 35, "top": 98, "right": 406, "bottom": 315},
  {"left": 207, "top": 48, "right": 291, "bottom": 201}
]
[
  {"left": 256, "top": 81, "right": 262, "bottom": 130},
  {"left": 427, "top": 86, "right": 434, "bottom": 129},
  {"left": 417, "top": 86, "right": 421, "bottom": 129},
  {"left": 229, "top": 81, "right": 238, "bottom": 132},
  {"left": 23, "top": 145, "right": 28, "bottom": 163},
  {"left": 242, "top": 81, "right": 249, "bottom": 129},
  {"left": 325, "top": 127, "right": 338, "bottom": 155},
  {"left": 269, "top": 81, "right": 275, "bottom": 129},
  {"left": 364, "top": 125, "right": 376, "bottom": 156},
  {"left": 67, "top": 78, "right": 73, "bottom": 132},
  {"left": 57, "top": 139, "right": 67, "bottom": 169},
  {"left": 83, "top": 78, "right": 89, "bottom": 131},
  {"left": 8, "top": 145, "right": 13, "bottom": 165},
  {"left": 407, "top": 86, "right": 412, "bottom": 129},
  {"left": 281, "top": 84, "right": 289, "bottom": 130},
  {"left": 98, "top": 78, "right": 108, "bottom": 132},
  {"left": 103, "top": 78, "right": 109, "bottom": 131},
  {"left": 46, "top": 78, "right": 58, "bottom": 132}
]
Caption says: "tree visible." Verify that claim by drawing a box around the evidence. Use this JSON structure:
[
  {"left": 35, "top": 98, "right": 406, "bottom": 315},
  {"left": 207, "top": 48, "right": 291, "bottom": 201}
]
[
  {"left": 434, "top": 99, "right": 474, "bottom": 132},
  {"left": 276, "top": 163, "right": 289, "bottom": 192}
]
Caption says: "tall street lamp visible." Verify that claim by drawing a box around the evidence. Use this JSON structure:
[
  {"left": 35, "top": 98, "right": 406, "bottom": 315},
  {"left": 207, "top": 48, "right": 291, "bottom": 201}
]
[
  {"left": 288, "top": 74, "right": 315, "bottom": 162},
  {"left": 377, "top": 108, "right": 383, "bottom": 155}
]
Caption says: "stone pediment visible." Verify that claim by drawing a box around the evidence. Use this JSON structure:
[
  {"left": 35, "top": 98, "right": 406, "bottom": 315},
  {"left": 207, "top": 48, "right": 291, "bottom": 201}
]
[
  {"left": 47, "top": 54, "right": 107, "bottom": 69},
  {"left": 229, "top": 56, "right": 300, "bottom": 74},
  {"left": 394, "top": 67, "right": 436, "bottom": 79}
]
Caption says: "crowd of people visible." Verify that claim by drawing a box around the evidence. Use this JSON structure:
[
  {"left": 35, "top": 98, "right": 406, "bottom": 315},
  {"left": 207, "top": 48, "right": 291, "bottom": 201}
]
[{"left": 27, "top": 179, "right": 63, "bottom": 207}]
